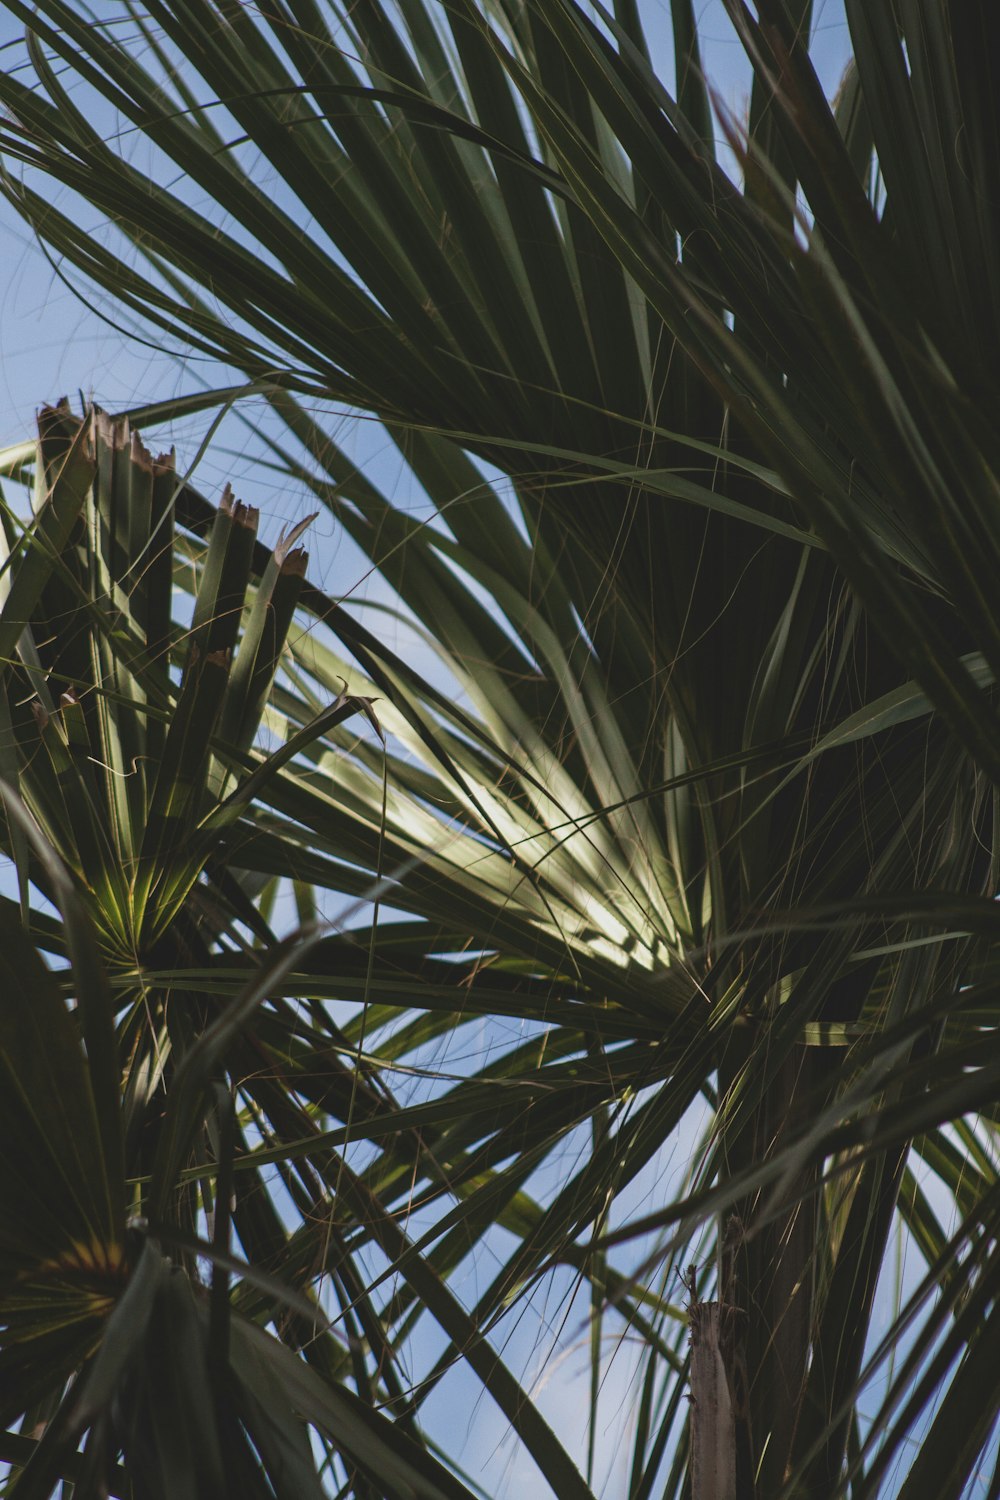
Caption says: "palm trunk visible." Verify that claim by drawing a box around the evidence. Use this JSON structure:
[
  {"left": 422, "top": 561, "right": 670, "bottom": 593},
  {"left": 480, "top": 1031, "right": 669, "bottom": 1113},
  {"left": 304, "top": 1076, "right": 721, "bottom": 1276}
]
[
  {"left": 714, "top": 1044, "right": 823, "bottom": 1500},
  {"left": 689, "top": 1298, "right": 737, "bottom": 1500}
]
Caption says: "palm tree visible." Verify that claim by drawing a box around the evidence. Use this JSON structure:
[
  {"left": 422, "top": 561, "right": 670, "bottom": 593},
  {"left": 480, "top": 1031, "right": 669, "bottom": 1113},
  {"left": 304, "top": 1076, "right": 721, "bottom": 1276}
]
[{"left": 1, "top": 1, "right": 999, "bottom": 1496}]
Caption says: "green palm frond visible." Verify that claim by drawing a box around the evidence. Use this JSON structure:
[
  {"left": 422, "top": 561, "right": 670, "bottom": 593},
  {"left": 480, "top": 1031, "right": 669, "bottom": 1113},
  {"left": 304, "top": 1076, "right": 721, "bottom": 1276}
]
[
  {"left": 2, "top": 1, "right": 1000, "bottom": 1497},
  {"left": 0, "top": 819, "right": 478, "bottom": 1500}
]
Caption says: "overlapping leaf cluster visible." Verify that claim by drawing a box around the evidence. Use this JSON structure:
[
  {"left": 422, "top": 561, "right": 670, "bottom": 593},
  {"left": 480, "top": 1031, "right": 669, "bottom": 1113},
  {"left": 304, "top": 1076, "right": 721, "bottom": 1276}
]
[{"left": 0, "top": 1, "right": 999, "bottom": 1496}]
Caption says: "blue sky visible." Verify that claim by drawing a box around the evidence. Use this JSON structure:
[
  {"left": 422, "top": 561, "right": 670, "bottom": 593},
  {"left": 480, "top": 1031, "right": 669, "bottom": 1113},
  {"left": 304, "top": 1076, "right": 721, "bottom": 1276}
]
[{"left": 13, "top": 7, "right": 980, "bottom": 1500}]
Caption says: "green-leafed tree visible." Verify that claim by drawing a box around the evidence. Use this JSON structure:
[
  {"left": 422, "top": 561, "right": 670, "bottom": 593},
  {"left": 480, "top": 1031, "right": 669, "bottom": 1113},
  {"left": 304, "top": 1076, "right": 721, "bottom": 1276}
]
[{"left": 1, "top": 2, "right": 999, "bottom": 1496}]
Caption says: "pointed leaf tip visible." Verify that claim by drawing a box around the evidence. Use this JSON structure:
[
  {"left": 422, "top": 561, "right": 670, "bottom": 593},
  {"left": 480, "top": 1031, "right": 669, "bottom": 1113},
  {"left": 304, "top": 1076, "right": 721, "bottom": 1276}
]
[{"left": 274, "top": 511, "right": 318, "bottom": 564}]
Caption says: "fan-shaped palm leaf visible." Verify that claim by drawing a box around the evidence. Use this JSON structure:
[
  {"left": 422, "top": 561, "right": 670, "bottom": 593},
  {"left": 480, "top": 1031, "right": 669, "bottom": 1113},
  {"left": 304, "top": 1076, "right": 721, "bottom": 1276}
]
[{"left": 2, "top": 1, "right": 1000, "bottom": 1496}]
